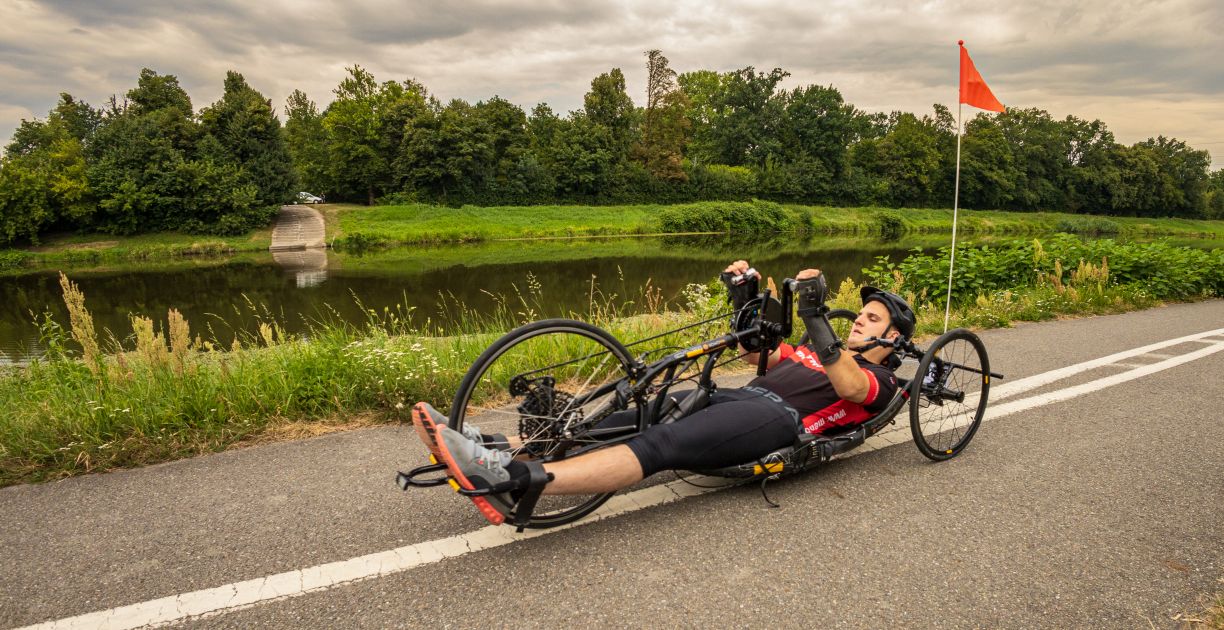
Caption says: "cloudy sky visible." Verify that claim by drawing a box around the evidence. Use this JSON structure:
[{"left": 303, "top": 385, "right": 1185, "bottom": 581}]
[{"left": 3, "top": 0, "right": 1222, "bottom": 165}]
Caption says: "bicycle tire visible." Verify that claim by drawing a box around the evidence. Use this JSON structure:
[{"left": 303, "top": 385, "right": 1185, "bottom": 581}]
[
  {"left": 796, "top": 308, "right": 858, "bottom": 346},
  {"left": 908, "top": 328, "right": 990, "bottom": 461},
  {"left": 449, "top": 318, "right": 641, "bottom": 528}
]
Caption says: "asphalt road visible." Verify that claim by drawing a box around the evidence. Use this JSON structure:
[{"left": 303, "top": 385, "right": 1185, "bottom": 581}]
[{"left": 2, "top": 300, "right": 1222, "bottom": 629}]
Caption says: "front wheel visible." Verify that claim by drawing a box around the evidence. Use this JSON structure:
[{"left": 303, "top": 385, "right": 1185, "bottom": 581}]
[
  {"left": 909, "top": 328, "right": 990, "bottom": 461},
  {"left": 448, "top": 319, "right": 641, "bottom": 528}
]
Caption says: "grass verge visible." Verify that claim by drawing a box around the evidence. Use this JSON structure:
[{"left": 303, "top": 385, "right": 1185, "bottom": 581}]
[{"left": 1175, "top": 582, "right": 1224, "bottom": 629}]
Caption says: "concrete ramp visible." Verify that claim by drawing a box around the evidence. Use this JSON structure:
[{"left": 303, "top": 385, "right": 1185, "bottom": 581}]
[{"left": 270, "top": 205, "right": 326, "bottom": 251}]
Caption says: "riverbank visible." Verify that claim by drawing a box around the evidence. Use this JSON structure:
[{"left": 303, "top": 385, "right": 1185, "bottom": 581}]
[
  {"left": 0, "top": 228, "right": 273, "bottom": 273},
  {"left": 1, "top": 236, "right": 1220, "bottom": 485},
  {"left": 4, "top": 202, "right": 1221, "bottom": 273},
  {"left": 328, "top": 201, "right": 1223, "bottom": 247}
]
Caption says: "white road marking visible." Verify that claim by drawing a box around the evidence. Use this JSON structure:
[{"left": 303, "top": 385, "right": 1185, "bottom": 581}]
[
  {"left": 21, "top": 330, "right": 1224, "bottom": 630},
  {"left": 984, "top": 338, "right": 1224, "bottom": 421},
  {"left": 987, "top": 328, "right": 1224, "bottom": 402}
]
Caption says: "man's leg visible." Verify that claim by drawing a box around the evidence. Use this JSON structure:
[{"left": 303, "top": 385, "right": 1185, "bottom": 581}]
[
  {"left": 418, "top": 393, "right": 797, "bottom": 499},
  {"left": 537, "top": 393, "right": 797, "bottom": 495},
  {"left": 538, "top": 445, "right": 644, "bottom": 494}
]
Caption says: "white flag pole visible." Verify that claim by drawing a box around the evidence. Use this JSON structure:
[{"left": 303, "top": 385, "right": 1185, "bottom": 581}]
[{"left": 943, "top": 100, "right": 963, "bottom": 333}]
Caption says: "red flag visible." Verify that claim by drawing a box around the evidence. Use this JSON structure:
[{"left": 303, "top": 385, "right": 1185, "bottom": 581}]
[{"left": 959, "top": 40, "right": 1005, "bottom": 112}]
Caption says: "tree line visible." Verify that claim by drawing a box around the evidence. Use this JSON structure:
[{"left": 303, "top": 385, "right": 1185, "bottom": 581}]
[
  {"left": 2, "top": 51, "right": 1222, "bottom": 245},
  {"left": 0, "top": 70, "right": 295, "bottom": 244}
]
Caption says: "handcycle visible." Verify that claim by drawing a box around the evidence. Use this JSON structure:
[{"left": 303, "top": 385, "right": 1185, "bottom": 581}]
[{"left": 398, "top": 275, "right": 1003, "bottom": 531}]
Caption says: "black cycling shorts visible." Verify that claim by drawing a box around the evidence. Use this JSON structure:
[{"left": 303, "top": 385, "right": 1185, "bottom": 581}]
[{"left": 601, "top": 388, "right": 802, "bottom": 478}]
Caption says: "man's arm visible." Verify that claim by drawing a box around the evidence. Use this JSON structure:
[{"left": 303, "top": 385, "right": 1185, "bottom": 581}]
[
  {"left": 823, "top": 348, "right": 873, "bottom": 403},
  {"left": 793, "top": 268, "right": 873, "bottom": 403},
  {"left": 724, "top": 260, "right": 793, "bottom": 371}
]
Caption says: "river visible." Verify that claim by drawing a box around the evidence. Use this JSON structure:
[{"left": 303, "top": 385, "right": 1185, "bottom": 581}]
[{"left": 0, "top": 233, "right": 1035, "bottom": 364}]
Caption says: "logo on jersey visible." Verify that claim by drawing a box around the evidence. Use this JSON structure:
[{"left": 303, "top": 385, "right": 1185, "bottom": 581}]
[{"left": 790, "top": 346, "right": 826, "bottom": 371}]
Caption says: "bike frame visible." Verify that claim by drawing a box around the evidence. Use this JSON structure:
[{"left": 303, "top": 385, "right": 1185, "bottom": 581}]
[{"left": 538, "top": 280, "right": 1002, "bottom": 462}]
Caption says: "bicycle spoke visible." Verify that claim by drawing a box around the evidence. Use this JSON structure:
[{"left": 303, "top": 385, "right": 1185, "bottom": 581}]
[{"left": 912, "top": 331, "right": 988, "bottom": 459}]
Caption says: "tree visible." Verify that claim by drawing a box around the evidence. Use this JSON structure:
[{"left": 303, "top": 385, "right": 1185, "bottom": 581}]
[
  {"left": 583, "top": 68, "right": 635, "bottom": 155},
  {"left": 85, "top": 68, "right": 267, "bottom": 235},
  {"left": 1062, "top": 116, "right": 1119, "bottom": 213},
  {"left": 547, "top": 113, "right": 618, "bottom": 197},
  {"left": 845, "top": 111, "right": 945, "bottom": 206},
  {"left": 634, "top": 50, "right": 690, "bottom": 181},
  {"left": 1134, "top": 136, "right": 1211, "bottom": 217},
  {"left": 86, "top": 69, "right": 201, "bottom": 234},
  {"left": 959, "top": 115, "right": 1017, "bottom": 209},
  {"left": 1109, "top": 143, "right": 1164, "bottom": 216},
  {"left": 399, "top": 98, "right": 490, "bottom": 200},
  {"left": 199, "top": 71, "right": 297, "bottom": 206},
  {"left": 677, "top": 69, "right": 726, "bottom": 165},
  {"left": 1205, "top": 169, "right": 1224, "bottom": 219},
  {"left": 994, "top": 107, "right": 1069, "bottom": 211},
  {"left": 284, "top": 90, "right": 332, "bottom": 195},
  {"left": 0, "top": 156, "right": 54, "bottom": 244},
  {"left": 680, "top": 66, "right": 788, "bottom": 167},
  {"left": 0, "top": 94, "right": 101, "bottom": 242},
  {"left": 776, "top": 84, "right": 860, "bottom": 200},
  {"left": 522, "top": 103, "right": 563, "bottom": 196},
  {"left": 323, "top": 66, "right": 427, "bottom": 204}
]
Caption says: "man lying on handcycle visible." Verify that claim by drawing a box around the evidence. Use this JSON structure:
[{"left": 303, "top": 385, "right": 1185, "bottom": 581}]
[{"left": 411, "top": 260, "right": 916, "bottom": 524}]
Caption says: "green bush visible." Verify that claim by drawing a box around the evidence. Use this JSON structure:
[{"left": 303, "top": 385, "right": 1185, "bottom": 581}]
[
  {"left": 332, "top": 231, "right": 391, "bottom": 251},
  {"left": 0, "top": 250, "right": 30, "bottom": 270},
  {"left": 1054, "top": 216, "right": 1121, "bottom": 235},
  {"left": 684, "top": 163, "right": 756, "bottom": 200},
  {"left": 657, "top": 200, "right": 797, "bottom": 234},
  {"left": 875, "top": 210, "right": 906, "bottom": 238},
  {"left": 377, "top": 192, "right": 419, "bottom": 206},
  {"left": 865, "top": 235, "right": 1224, "bottom": 305}
]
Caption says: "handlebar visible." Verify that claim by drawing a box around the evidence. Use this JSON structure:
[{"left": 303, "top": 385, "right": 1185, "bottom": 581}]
[
  {"left": 784, "top": 277, "right": 822, "bottom": 295},
  {"left": 859, "top": 335, "right": 1005, "bottom": 379},
  {"left": 725, "top": 267, "right": 759, "bottom": 286}
]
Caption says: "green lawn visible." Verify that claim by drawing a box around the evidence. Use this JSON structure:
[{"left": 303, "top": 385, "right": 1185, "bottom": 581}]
[
  {"left": 329, "top": 203, "right": 663, "bottom": 243},
  {"left": 331, "top": 202, "right": 1223, "bottom": 247}
]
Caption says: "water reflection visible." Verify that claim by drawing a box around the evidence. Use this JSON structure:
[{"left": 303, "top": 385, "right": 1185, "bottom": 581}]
[{"left": 271, "top": 248, "right": 329, "bottom": 288}]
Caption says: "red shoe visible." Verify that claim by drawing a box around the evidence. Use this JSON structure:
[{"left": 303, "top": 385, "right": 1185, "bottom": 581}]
[{"left": 412, "top": 402, "right": 508, "bottom": 525}]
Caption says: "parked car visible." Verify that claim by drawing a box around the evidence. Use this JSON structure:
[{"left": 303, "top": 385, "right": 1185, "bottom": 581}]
[{"left": 297, "top": 192, "right": 324, "bottom": 204}]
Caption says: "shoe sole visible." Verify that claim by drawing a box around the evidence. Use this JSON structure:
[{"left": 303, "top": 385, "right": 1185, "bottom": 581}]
[
  {"left": 411, "top": 403, "right": 444, "bottom": 465},
  {"left": 412, "top": 402, "right": 506, "bottom": 526}
]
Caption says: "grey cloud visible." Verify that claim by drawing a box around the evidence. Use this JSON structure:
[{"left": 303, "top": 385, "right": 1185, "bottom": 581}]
[
  {"left": 3, "top": 0, "right": 1223, "bottom": 164},
  {"left": 342, "top": 1, "right": 614, "bottom": 45},
  {"left": 35, "top": 0, "right": 241, "bottom": 27}
]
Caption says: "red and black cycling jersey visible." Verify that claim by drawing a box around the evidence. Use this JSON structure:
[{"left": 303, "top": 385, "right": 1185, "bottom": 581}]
[{"left": 747, "top": 343, "right": 898, "bottom": 435}]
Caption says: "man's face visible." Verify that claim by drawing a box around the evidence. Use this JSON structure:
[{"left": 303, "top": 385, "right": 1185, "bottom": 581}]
[{"left": 846, "top": 300, "right": 895, "bottom": 349}]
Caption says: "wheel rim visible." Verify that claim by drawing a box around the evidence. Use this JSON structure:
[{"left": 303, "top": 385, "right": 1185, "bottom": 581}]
[
  {"left": 796, "top": 308, "right": 857, "bottom": 346},
  {"left": 451, "top": 324, "right": 637, "bottom": 525},
  {"left": 910, "top": 330, "right": 989, "bottom": 459}
]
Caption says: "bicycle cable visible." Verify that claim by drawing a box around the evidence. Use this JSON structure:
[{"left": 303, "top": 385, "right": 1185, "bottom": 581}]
[{"left": 510, "top": 309, "right": 739, "bottom": 379}]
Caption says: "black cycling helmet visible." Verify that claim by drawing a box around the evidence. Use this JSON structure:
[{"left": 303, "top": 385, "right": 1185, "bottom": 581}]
[{"left": 860, "top": 286, "right": 916, "bottom": 340}]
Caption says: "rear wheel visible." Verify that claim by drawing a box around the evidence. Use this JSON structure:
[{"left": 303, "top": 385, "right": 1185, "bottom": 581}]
[
  {"left": 796, "top": 308, "right": 858, "bottom": 346},
  {"left": 909, "top": 329, "right": 990, "bottom": 461},
  {"left": 449, "top": 319, "right": 641, "bottom": 528}
]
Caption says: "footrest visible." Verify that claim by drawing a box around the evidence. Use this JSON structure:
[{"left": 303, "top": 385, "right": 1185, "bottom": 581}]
[{"left": 396, "top": 462, "right": 450, "bottom": 490}]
